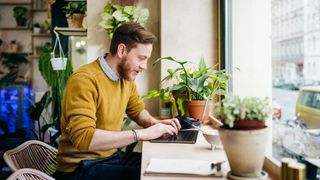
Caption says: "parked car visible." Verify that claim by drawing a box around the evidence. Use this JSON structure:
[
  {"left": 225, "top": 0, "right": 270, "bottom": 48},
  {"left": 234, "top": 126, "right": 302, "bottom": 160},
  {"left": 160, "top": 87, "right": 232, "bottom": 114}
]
[{"left": 295, "top": 86, "right": 320, "bottom": 129}]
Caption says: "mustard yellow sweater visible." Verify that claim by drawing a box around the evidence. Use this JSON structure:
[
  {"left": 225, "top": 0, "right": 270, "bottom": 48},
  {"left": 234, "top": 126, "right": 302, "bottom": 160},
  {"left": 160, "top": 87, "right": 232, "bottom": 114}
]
[{"left": 56, "top": 59, "right": 144, "bottom": 172}]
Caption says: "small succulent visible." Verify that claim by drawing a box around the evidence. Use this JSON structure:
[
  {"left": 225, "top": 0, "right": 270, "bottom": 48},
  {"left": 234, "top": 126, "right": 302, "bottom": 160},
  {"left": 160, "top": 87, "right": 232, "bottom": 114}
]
[{"left": 214, "top": 96, "right": 272, "bottom": 128}]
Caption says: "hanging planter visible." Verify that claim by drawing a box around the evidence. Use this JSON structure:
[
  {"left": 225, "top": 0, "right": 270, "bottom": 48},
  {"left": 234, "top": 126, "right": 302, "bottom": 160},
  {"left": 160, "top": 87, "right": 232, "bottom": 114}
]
[{"left": 51, "top": 29, "right": 67, "bottom": 71}]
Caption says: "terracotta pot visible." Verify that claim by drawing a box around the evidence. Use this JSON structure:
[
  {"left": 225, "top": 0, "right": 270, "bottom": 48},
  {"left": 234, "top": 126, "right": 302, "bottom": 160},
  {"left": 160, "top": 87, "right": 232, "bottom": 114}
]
[
  {"left": 66, "top": 13, "right": 84, "bottom": 28},
  {"left": 185, "top": 100, "right": 212, "bottom": 123},
  {"left": 218, "top": 127, "right": 269, "bottom": 178},
  {"left": 233, "top": 119, "right": 266, "bottom": 130}
]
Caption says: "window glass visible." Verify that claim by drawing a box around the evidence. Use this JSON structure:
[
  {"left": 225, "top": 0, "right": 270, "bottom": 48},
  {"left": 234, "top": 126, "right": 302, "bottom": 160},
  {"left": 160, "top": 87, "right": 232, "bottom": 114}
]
[{"left": 271, "top": 0, "right": 320, "bottom": 170}]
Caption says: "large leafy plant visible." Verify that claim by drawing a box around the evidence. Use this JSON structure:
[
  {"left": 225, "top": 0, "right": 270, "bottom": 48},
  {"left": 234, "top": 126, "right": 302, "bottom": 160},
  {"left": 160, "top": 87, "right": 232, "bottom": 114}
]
[
  {"left": 214, "top": 96, "right": 272, "bottom": 128},
  {"left": 144, "top": 56, "right": 230, "bottom": 116},
  {"left": 99, "top": 3, "right": 149, "bottom": 38},
  {"left": 28, "top": 47, "right": 73, "bottom": 146}
]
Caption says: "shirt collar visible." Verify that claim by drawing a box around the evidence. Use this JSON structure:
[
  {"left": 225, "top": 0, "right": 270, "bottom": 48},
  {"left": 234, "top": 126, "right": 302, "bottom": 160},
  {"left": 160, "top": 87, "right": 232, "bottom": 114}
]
[{"left": 98, "top": 54, "right": 120, "bottom": 81}]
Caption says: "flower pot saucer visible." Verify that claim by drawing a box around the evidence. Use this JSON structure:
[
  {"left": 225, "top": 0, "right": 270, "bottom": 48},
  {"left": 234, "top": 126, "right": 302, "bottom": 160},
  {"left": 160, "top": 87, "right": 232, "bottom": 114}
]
[{"left": 227, "top": 170, "right": 268, "bottom": 180}]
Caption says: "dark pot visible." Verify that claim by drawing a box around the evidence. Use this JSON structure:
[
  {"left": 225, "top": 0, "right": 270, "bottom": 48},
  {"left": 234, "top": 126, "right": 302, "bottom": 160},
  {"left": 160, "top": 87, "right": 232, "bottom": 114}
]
[
  {"left": 233, "top": 119, "right": 266, "bottom": 130},
  {"left": 16, "top": 18, "right": 27, "bottom": 26}
]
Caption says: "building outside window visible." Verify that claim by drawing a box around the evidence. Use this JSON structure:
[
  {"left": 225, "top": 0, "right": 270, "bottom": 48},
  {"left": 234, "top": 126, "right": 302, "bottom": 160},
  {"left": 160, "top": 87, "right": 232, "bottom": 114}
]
[{"left": 271, "top": 0, "right": 320, "bottom": 171}]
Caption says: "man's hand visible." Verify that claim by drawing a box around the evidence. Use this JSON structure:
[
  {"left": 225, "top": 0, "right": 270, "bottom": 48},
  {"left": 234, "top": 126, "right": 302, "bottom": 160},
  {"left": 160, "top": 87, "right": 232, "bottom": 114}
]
[
  {"left": 157, "top": 118, "right": 181, "bottom": 132},
  {"left": 138, "top": 118, "right": 181, "bottom": 140}
]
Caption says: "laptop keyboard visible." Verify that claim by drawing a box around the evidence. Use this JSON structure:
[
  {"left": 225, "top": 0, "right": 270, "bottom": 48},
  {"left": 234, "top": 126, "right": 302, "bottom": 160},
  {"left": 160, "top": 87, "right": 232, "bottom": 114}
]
[{"left": 150, "top": 130, "right": 199, "bottom": 144}]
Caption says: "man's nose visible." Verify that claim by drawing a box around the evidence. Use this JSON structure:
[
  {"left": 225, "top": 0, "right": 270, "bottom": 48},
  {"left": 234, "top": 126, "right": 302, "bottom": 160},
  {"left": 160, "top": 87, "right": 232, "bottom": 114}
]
[{"left": 139, "top": 61, "right": 147, "bottom": 70}]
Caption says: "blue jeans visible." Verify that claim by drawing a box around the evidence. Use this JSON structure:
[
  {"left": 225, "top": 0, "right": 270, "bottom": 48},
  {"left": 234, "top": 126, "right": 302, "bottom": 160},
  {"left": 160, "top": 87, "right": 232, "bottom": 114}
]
[{"left": 53, "top": 151, "right": 141, "bottom": 180}]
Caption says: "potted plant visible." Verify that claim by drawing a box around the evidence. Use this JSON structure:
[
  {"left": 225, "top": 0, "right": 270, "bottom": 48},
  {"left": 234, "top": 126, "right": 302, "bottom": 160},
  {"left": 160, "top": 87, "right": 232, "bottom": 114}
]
[
  {"left": 99, "top": 3, "right": 149, "bottom": 38},
  {"left": 28, "top": 46, "right": 73, "bottom": 146},
  {"left": 214, "top": 96, "right": 272, "bottom": 179},
  {"left": 151, "top": 56, "right": 230, "bottom": 123},
  {"left": 33, "top": 22, "right": 41, "bottom": 34},
  {"left": 43, "top": 19, "right": 51, "bottom": 33},
  {"left": 8, "top": 40, "right": 19, "bottom": 53},
  {"left": 13, "top": 6, "right": 28, "bottom": 26},
  {"left": 0, "top": 53, "right": 29, "bottom": 85},
  {"left": 62, "top": 2, "right": 86, "bottom": 28}
]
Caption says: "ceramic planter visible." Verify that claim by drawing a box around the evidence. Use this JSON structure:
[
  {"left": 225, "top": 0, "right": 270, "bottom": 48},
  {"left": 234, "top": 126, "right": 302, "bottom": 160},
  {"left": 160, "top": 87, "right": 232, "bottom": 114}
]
[
  {"left": 66, "top": 13, "right": 84, "bottom": 28},
  {"left": 50, "top": 57, "right": 67, "bottom": 70},
  {"left": 218, "top": 126, "right": 269, "bottom": 178}
]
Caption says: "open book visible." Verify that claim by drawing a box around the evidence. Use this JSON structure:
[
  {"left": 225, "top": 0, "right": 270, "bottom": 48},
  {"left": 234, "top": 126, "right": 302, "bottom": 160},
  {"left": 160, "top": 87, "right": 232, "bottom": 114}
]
[{"left": 144, "top": 158, "right": 224, "bottom": 177}]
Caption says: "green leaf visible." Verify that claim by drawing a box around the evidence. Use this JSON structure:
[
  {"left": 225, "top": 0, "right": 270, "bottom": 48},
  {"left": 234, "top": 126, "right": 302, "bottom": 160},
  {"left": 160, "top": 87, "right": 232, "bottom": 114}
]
[
  {"left": 176, "top": 98, "right": 185, "bottom": 116},
  {"left": 124, "top": 6, "right": 135, "bottom": 15},
  {"left": 198, "top": 56, "right": 207, "bottom": 71},
  {"left": 142, "top": 90, "right": 159, "bottom": 99}
]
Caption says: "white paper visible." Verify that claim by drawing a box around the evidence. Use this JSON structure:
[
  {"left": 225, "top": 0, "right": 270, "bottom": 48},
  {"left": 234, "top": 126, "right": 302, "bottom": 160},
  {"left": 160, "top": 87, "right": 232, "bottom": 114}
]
[{"left": 145, "top": 158, "right": 221, "bottom": 176}]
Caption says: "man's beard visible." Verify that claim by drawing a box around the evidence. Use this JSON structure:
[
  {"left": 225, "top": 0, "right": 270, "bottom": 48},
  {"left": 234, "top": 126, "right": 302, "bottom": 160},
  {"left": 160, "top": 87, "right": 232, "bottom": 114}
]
[{"left": 118, "top": 57, "right": 134, "bottom": 81}]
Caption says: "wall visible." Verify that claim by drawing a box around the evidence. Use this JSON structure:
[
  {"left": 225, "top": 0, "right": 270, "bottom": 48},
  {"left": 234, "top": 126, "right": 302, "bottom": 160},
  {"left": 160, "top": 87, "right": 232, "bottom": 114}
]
[
  {"left": 87, "top": 0, "right": 161, "bottom": 115},
  {"left": 160, "top": 0, "right": 219, "bottom": 79}
]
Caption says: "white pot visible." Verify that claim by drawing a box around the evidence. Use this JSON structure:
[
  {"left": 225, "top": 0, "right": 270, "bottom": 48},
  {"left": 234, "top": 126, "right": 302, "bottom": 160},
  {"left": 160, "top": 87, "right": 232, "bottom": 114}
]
[
  {"left": 50, "top": 57, "right": 67, "bottom": 70},
  {"left": 33, "top": 27, "right": 41, "bottom": 34},
  {"left": 218, "top": 127, "right": 269, "bottom": 178}
]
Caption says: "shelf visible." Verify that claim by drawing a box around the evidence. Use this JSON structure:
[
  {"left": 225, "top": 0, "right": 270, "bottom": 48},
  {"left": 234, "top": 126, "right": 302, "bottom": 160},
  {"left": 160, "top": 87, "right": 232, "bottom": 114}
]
[
  {"left": 32, "top": 33, "right": 51, "bottom": 37},
  {"left": 54, "top": 27, "right": 87, "bottom": 36},
  {"left": 0, "top": 2, "right": 32, "bottom": 5},
  {"left": 1, "top": 52, "right": 31, "bottom": 55},
  {"left": 31, "top": 8, "right": 47, "bottom": 12},
  {"left": 29, "top": 55, "right": 40, "bottom": 59},
  {"left": 0, "top": 27, "right": 29, "bottom": 30}
]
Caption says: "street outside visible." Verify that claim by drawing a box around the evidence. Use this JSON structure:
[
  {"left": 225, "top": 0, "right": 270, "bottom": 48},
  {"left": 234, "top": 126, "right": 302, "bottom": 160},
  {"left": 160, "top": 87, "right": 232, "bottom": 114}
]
[
  {"left": 272, "top": 88, "right": 300, "bottom": 161},
  {"left": 272, "top": 88, "right": 299, "bottom": 121}
]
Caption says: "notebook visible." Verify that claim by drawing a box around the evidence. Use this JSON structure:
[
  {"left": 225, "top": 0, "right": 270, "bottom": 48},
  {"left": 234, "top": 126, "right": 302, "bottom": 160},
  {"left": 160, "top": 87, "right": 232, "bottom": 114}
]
[
  {"left": 150, "top": 130, "right": 199, "bottom": 144},
  {"left": 144, "top": 158, "right": 223, "bottom": 177}
]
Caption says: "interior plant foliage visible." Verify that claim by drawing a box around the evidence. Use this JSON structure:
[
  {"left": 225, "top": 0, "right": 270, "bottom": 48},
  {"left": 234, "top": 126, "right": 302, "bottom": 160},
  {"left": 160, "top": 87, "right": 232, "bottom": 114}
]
[
  {"left": 62, "top": 2, "right": 86, "bottom": 15},
  {"left": 0, "top": 53, "right": 29, "bottom": 85},
  {"left": 146, "top": 56, "right": 230, "bottom": 116},
  {"left": 99, "top": 3, "right": 149, "bottom": 38},
  {"left": 13, "top": 6, "right": 28, "bottom": 26},
  {"left": 214, "top": 96, "right": 272, "bottom": 128},
  {"left": 30, "top": 46, "right": 73, "bottom": 145}
]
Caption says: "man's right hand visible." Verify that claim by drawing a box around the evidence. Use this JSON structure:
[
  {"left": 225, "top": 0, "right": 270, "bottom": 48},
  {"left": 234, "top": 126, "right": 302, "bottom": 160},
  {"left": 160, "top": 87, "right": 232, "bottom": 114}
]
[{"left": 138, "top": 123, "right": 178, "bottom": 141}]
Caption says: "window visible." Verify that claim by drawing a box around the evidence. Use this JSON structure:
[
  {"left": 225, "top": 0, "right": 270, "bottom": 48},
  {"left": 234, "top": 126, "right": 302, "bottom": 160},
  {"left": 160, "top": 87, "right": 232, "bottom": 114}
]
[{"left": 271, "top": 0, "right": 320, "bottom": 171}]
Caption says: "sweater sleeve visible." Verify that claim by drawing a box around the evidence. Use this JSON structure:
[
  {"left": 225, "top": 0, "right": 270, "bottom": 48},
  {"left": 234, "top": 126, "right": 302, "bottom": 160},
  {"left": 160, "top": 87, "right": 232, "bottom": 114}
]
[
  {"left": 126, "top": 82, "right": 145, "bottom": 120},
  {"left": 63, "top": 73, "right": 97, "bottom": 152}
]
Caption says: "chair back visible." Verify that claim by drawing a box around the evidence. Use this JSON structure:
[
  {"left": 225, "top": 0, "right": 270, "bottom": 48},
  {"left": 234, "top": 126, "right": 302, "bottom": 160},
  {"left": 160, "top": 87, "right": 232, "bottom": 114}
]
[
  {"left": 7, "top": 168, "right": 55, "bottom": 180},
  {"left": 4, "top": 140, "right": 58, "bottom": 175}
]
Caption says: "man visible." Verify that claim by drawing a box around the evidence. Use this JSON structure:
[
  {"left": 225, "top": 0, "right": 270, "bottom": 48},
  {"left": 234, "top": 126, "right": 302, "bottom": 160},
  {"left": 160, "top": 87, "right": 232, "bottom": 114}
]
[{"left": 53, "top": 23, "right": 181, "bottom": 180}]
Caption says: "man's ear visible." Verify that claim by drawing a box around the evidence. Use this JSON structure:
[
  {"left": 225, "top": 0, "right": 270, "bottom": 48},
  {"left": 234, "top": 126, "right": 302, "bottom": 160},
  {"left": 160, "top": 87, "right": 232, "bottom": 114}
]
[{"left": 117, "top": 43, "right": 127, "bottom": 58}]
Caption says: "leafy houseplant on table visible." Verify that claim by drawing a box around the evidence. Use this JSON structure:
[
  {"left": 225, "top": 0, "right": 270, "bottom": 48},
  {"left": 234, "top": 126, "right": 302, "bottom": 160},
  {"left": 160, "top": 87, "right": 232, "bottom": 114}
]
[
  {"left": 99, "top": 3, "right": 149, "bottom": 38},
  {"left": 13, "top": 6, "right": 28, "bottom": 26},
  {"left": 62, "top": 2, "right": 86, "bottom": 28},
  {"left": 148, "top": 56, "right": 229, "bottom": 123},
  {"left": 214, "top": 96, "right": 272, "bottom": 179}
]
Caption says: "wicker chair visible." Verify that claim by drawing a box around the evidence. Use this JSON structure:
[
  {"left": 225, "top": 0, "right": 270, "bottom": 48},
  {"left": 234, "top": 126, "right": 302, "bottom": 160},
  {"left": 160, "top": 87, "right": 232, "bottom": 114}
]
[
  {"left": 3, "top": 140, "right": 58, "bottom": 176},
  {"left": 7, "top": 168, "right": 55, "bottom": 180}
]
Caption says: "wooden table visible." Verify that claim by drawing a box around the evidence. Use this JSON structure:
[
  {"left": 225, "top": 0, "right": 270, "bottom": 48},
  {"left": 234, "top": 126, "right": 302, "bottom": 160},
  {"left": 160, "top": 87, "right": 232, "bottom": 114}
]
[{"left": 140, "top": 129, "right": 229, "bottom": 180}]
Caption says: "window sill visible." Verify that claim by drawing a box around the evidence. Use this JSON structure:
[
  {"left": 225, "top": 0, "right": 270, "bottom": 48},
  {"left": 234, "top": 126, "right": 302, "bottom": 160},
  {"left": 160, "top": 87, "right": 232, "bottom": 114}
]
[{"left": 263, "top": 155, "right": 281, "bottom": 180}]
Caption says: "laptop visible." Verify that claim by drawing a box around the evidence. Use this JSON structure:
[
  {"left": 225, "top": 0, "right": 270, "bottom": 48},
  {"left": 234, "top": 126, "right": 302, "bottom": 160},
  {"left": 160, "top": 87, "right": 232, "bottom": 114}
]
[{"left": 150, "top": 98, "right": 211, "bottom": 144}]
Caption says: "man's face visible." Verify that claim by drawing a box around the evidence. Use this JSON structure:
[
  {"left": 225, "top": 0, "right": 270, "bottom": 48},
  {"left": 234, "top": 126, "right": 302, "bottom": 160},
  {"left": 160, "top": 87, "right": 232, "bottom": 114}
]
[{"left": 118, "top": 43, "right": 153, "bottom": 81}]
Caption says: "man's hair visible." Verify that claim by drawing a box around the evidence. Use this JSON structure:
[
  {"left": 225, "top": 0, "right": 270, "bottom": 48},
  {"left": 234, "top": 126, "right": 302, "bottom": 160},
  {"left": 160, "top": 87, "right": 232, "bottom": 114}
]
[{"left": 109, "top": 23, "right": 156, "bottom": 55}]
